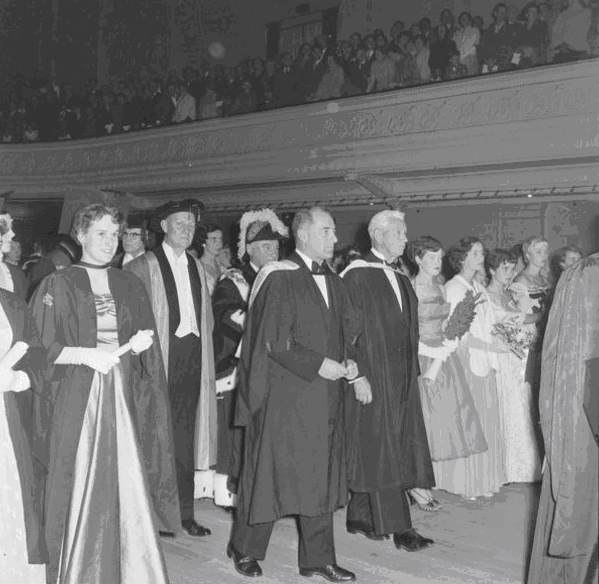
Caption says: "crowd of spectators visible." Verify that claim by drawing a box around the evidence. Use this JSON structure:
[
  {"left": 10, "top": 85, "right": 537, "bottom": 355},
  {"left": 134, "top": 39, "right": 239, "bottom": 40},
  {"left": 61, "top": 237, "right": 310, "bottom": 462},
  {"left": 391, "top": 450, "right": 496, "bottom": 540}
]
[{"left": 1, "top": 0, "right": 596, "bottom": 143}]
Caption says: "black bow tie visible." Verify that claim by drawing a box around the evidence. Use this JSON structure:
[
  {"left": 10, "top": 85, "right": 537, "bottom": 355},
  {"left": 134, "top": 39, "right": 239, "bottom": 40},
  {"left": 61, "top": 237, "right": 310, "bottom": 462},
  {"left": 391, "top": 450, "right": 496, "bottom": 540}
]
[{"left": 311, "top": 261, "right": 333, "bottom": 276}]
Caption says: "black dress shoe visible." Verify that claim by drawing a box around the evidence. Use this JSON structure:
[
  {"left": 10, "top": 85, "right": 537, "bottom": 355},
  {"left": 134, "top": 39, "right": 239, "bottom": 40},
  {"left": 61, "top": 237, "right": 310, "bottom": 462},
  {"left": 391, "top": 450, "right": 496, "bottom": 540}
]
[
  {"left": 347, "top": 523, "right": 390, "bottom": 541},
  {"left": 299, "top": 564, "right": 356, "bottom": 582},
  {"left": 393, "top": 528, "right": 434, "bottom": 552},
  {"left": 182, "top": 518, "right": 211, "bottom": 537},
  {"left": 226, "top": 543, "right": 263, "bottom": 577}
]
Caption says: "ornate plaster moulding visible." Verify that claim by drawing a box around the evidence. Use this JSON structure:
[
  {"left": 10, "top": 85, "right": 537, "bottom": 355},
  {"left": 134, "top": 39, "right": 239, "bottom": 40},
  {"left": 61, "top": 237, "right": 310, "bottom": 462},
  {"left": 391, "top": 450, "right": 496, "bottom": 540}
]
[{"left": 1, "top": 59, "right": 597, "bottom": 200}]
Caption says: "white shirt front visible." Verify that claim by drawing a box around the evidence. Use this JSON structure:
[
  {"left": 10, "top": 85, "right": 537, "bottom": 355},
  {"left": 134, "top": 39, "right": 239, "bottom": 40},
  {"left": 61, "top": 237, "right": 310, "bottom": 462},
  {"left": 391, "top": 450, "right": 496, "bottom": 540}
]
[
  {"left": 296, "top": 249, "right": 329, "bottom": 308},
  {"left": 371, "top": 247, "right": 402, "bottom": 311},
  {"left": 0, "top": 262, "right": 14, "bottom": 293},
  {"left": 162, "top": 242, "right": 200, "bottom": 337},
  {"left": 122, "top": 250, "right": 145, "bottom": 266}
]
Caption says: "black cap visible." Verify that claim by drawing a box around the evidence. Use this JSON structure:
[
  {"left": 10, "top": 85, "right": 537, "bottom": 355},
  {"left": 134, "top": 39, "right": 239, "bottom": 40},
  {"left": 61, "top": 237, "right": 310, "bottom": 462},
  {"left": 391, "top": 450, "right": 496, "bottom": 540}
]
[
  {"left": 151, "top": 198, "right": 204, "bottom": 233},
  {"left": 246, "top": 221, "right": 287, "bottom": 245}
]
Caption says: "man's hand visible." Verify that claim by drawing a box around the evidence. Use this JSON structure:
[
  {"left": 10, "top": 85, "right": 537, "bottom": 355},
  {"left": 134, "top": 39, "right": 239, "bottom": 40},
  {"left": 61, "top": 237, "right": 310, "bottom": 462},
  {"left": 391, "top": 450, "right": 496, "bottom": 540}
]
[
  {"left": 82, "top": 349, "right": 120, "bottom": 375},
  {"left": 353, "top": 377, "right": 373, "bottom": 405},
  {"left": 344, "top": 359, "right": 359, "bottom": 380},
  {"left": 318, "top": 357, "right": 348, "bottom": 380}
]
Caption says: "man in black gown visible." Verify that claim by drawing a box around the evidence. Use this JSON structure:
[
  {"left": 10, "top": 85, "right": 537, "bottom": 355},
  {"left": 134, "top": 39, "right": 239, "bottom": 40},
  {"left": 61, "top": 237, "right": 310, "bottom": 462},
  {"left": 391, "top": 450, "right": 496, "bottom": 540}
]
[
  {"left": 341, "top": 210, "right": 435, "bottom": 551},
  {"left": 227, "top": 207, "right": 361, "bottom": 582}
]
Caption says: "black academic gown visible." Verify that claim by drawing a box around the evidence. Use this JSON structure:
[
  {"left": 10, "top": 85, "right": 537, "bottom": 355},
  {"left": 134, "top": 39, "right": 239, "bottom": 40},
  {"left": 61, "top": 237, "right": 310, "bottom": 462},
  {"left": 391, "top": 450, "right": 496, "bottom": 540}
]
[
  {"left": 235, "top": 253, "right": 361, "bottom": 525},
  {"left": 342, "top": 252, "right": 434, "bottom": 493},
  {"left": 1, "top": 289, "right": 47, "bottom": 564},
  {"left": 212, "top": 263, "right": 256, "bottom": 481},
  {"left": 28, "top": 266, "right": 180, "bottom": 582}
]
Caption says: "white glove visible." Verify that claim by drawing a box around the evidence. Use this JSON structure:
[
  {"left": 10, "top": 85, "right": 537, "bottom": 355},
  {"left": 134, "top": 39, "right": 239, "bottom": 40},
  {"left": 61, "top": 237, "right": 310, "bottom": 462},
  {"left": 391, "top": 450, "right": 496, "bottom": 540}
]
[
  {"left": 56, "top": 347, "right": 119, "bottom": 375},
  {"left": 0, "top": 368, "right": 30, "bottom": 393},
  {"left": 129, "top": 330, "right": 154, "bottom": 354},
  {"left": 442, "top": 338, "right": 459, "bottom": 353},
  {"left": 418, "top": 342, "right": 451, "bottom": 361}
]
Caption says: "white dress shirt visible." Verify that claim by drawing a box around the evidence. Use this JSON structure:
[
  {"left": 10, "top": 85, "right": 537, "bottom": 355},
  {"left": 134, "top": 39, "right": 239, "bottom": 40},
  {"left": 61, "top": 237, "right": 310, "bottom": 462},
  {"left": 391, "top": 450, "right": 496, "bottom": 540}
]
[
  {"left": 371, "top": 248, "right": 402, "bottom": 311},
  {"left": 296, "top": 249, "right": 329, "bottom": 308},
  {"left": 0, "top": 262, "right": 14, "bottom": 293},
  {"left": 162, "top": 243, "right": 200, "bottom": 337}
]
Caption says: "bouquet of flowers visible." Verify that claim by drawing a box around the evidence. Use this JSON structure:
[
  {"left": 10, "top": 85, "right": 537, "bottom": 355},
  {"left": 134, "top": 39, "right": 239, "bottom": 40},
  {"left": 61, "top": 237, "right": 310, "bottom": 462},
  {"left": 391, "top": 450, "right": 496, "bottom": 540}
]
[
  {"left": 444, "top": 289, "right": 483, "bottom": 341},
  {"left": 424, "top": 289, "right": 483, "bottom": 381},
  {"left": 492, "top": 316, "right": 536, "bottom": 359}
]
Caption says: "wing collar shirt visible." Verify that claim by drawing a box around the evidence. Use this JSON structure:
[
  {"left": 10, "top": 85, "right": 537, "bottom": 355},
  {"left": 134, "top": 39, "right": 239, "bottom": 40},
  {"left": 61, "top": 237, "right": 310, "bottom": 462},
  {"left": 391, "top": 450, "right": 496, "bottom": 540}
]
[
  {"left": 371, "top": 247, "right": 403, "bottom": 310},
  {"left": 0, "top": 262, "right": 14, "bottom": 293},
  {"left": 296, "top": 248, "right": 329, "bottom": 308},
  {"left": 162, "top": 242, "right": 200, "bottom": 337}
]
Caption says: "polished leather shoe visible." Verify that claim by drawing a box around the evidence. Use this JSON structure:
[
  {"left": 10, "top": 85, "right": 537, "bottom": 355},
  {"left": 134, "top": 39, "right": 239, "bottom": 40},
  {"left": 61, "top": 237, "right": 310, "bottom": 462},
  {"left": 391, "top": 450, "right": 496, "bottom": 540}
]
[
  {"left": 347, "top": 523, "right": 390, "bottom": 541},
  {"left": 182, "top": 518, "right": 211, "bottom": 537},
  {"left": 226, "top": 543, "right": 263, "bottom": 577},
  {"left": 299, "top": 564, "right": 356, "bottom": 582},
  {"left": 393, "top": 528, "right": 434, "bottom": 552}
]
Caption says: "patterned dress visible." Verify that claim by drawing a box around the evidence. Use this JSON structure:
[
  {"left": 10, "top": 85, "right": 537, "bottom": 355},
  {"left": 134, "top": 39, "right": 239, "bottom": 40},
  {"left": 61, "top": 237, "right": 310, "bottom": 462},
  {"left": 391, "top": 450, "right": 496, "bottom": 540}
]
[{"left": 417, "top": 293, "right": 488, "bottom": 485}]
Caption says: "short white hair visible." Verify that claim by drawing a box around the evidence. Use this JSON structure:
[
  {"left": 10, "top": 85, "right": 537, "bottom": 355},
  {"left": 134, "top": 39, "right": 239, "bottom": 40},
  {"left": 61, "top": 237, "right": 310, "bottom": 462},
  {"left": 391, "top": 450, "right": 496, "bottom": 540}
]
[{"left": 367, "top": 210, "right": 405, "bottom": 242}]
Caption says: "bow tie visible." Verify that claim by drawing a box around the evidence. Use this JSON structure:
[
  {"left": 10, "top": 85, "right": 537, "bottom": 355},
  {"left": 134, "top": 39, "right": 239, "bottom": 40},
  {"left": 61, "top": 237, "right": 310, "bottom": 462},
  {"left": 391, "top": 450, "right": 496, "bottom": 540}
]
[{"left": 311, "top": 261, "right": 333, "bottom": 276}]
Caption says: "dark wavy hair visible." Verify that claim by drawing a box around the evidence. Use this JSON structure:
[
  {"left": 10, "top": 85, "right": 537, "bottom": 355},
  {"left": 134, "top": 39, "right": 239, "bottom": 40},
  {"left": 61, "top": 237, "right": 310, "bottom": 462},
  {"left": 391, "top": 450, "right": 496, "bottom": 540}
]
[
  {"left": 70, "top": 204, "right": 124, "bottom": 241},
  {"left": 485, "top": 248, "right": 516, "bottom": 277},
  {"left": 446, "top": 236, "right": 482, "bottom": 274},
  {"left": 405, "top": 236, "right": 443, "bottom": 277}
]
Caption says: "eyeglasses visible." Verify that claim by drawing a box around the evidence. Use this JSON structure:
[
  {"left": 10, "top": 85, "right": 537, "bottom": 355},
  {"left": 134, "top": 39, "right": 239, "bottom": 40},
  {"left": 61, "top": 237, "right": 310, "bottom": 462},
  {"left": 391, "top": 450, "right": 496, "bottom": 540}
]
[{"left": 123, "top": 232, "right": 142, "bottom": 239}]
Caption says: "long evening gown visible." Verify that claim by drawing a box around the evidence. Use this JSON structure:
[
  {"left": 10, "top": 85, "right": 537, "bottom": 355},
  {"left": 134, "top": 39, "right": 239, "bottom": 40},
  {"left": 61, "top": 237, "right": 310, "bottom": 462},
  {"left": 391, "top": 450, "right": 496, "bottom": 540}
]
[
  {"left": 488, "top": 297, "right": 542, "bottom": 483},
  {"left": 56, "top": 268, "right": 169, "bottom": 584},
  {"left": 441, "top": 276, "right": 507, "bottom": 498},
  {"left": 0, "top": 305, "right": 46, "bottom": 584},
  {"left": 417, "top": 294, "right": 488, "bottom": 495}
]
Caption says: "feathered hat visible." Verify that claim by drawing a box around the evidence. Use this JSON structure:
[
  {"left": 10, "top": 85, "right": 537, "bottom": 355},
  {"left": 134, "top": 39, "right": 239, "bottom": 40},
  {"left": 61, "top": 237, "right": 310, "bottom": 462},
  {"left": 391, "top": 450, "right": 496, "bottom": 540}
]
[{"left": 237, "top": 208, "right": 289, "bottom": 260}]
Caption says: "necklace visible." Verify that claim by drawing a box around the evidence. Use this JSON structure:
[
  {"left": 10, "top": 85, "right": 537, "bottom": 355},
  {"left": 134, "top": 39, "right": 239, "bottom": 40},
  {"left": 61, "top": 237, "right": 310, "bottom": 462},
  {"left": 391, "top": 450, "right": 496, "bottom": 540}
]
[{"left": 76, "top": 260, "right": 111, "bottom": 270}]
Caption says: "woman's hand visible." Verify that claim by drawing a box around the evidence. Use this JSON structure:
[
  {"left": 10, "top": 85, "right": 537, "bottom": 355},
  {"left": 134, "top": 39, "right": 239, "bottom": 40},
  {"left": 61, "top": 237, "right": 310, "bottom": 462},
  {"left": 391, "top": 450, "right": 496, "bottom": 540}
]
[{"left": 129, "top": 330, "right": 154, "bottom": 355}]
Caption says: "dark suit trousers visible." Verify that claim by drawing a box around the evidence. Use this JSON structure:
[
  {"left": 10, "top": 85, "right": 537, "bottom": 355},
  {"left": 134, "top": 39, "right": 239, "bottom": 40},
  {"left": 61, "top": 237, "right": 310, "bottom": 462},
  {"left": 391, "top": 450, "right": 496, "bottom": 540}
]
[
  {"left": 347, "top": 486, "right": 412, "bottom": 536},
  {"left": 168, "top": 333, "right": 202, "bottom": 521},
  {"left": 231, "top": 508, "right": 336, "bottom": 569}
]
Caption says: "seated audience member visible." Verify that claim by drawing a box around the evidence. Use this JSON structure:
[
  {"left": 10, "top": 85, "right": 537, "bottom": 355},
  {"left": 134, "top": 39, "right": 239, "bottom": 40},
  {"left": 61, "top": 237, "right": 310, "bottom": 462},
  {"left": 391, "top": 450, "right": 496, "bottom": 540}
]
[
  {"left": 454, "top": 11, "right": 481, "bottom": 75},
  {"left": 312, "top": 54, "right": 346, "bottom": 101},
  {"left": 364, "top": 35, "right": 377, "bottom": 62},
  {"left": 149, "top": 78, "right": 175, "bottom": 125},
  {"left": 0, "top": 216, "right": 26, "bottom": 299},
  {"left": 479, "top": 3, "right": 519, "bottom": 71},
  {"left": 22, "top": 238, "right": 46, "bottom": 275},
  {"left": 230, "top": 79, "right": 258, "bottom": 115},
  {"left": 342, "top": 46, "right": 371, "bottom": 95},
  {"left": 168, "top": 81, "right": 196, "bottom": 123},
  {"left": 441, "top": 9, "right": 457, "bottom": 37},
  {"left": 429, "top": 25, "right": 459, "bottom": 80},
  {"left": 550, "top": 245, "right": 583, "bottom": 284},
  {"left": 550, "top": 0, "right": 591, "bottom": 62},
  {"left": 271, "top": 52, "right": 300, "bottom": 107},
  {"left": 419, "top": 17, "right": 434, "bottom": 44},
  {"left": 413, "top": 35, "right": 431, "bottom": 83},
  {"left": 516, "top": 2, "right": 550, "bottom": 66},
  {"left": 198, "top": 85, "right": 222, "bottom": 120},
  {"left": 349, "top": 32, "right": 363, "bottom": 52},
  {"left": 446, "top": 50, "right": 469, "bottom": 79},
  {"left": 113, "top": 217, "right": 148, "bottom": 268},
  {"left": 388, "top": 20, "right": 406, "bottom": 51},
  {"left": 250, "top": 57, "right": 271, "bottom": 109},
  {"left": 367, "top": 48, "right": 396, "bottom": 92},
  {"left": 303, "top": 44, "right": 328, "bottom": 100}
]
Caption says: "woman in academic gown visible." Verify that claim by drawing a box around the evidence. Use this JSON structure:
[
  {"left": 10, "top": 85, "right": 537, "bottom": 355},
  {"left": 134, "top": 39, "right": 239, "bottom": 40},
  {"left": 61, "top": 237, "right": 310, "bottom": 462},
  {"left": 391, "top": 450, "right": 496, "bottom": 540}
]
[
  {"left": 0, "top": 214, "right": 47, "bottom": 584},
  {"left": 29, "top": 204, "right": 178, "bottom": 584}
]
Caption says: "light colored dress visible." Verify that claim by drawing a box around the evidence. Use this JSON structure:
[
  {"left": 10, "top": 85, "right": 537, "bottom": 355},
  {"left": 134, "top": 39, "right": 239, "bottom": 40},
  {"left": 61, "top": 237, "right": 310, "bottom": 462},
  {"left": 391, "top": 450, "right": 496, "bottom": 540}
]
[
  {"left": 439, "top": 276, "right": 506, "bottom": 497},
  {"left": 417, "top": 294, "right": 488, "bottom": 493},
  {"left": 56, "top": 268, "right": 169, "bottom": 584},
  {"left": 0, "top": 305, "right": 46, "bottom": 584},
  {"left": 488, "top": 297, "right": 542, "bottom": 483}
]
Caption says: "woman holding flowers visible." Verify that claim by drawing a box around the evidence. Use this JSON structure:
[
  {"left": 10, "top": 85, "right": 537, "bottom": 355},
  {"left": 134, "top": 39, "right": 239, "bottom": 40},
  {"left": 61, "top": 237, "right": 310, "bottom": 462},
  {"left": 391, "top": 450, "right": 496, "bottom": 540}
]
[
  {"left": 406, "top": 236, "right": 487, "bottom": 510},
  {"left": 443, "top": 237, "right": 509, "bottom": 499},
  {"left": 486, "top": 249, "right": 542, "bottom": 484}
]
